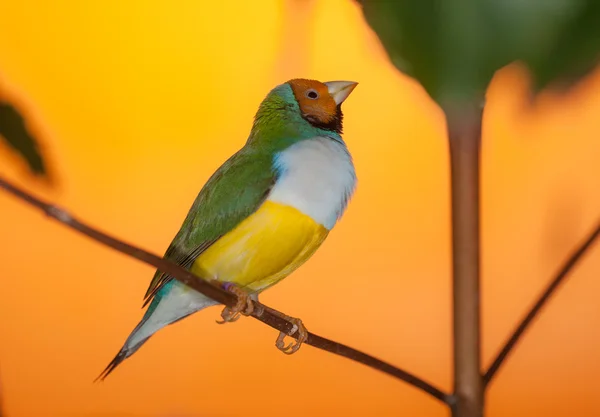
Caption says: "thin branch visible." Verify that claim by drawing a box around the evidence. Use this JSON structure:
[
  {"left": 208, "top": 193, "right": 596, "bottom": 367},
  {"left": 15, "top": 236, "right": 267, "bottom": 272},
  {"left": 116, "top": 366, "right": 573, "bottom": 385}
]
[
  {"left": 0, "top": 176, "right": 452, "bottom": 405},
  {"left": 446, "top": 100, "right": 484, "bottom": 417},
  {"left": 484, "top": 220, "right": 600, "bottom": 386}
]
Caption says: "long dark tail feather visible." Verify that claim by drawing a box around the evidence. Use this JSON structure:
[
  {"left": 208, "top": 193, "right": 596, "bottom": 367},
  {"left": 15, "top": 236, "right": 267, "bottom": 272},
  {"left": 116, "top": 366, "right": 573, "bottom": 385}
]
[
  {"left": 94, "top": 335, "right": 151, "bottom": 382},
  {"left": 94, "top": 350, "right": 128, "bottom": 382},
  {"left": 94, "top": 304, "right": 203, "bottom": 382}
]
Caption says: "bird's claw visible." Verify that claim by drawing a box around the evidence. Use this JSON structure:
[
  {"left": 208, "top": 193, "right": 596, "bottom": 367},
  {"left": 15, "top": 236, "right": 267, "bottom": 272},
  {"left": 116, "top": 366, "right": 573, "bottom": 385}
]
[
  {"left": 275, "top": 316, "right": 307, "bottom": 355},
  {"left": 215, "top": 282, "right": 254, "bottom": 324}
]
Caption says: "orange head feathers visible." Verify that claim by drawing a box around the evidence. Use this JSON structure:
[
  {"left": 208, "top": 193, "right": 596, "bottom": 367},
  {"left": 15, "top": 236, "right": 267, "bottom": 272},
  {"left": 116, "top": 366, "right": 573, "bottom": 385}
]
[{"left": 288, "top": 79, "right": 357, "bottom": 134}]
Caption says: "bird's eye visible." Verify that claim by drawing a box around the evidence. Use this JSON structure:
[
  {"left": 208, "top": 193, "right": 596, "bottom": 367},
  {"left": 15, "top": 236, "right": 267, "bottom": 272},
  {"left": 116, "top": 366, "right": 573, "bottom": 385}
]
[{"left": 305, "top": 89, "right": 319, "bottom": 100}]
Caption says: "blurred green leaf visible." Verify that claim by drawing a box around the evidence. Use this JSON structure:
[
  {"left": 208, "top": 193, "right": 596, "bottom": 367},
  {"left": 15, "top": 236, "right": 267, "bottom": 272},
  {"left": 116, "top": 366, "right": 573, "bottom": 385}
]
[
  {"left": 523, "top": 1, "right": 600, "bottom": 91},
  {"left": 0, "top": 100, "right": 46, "bottom": 175},
  {"left": 357, "top": 0, "right": 600, "bottom": 107}
]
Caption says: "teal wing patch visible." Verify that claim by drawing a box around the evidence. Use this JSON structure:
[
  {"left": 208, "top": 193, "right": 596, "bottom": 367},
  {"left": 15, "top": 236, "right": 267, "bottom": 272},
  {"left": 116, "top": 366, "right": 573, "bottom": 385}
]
[{"left": 142, "top": 147, "right": 276, "bottom": 307}]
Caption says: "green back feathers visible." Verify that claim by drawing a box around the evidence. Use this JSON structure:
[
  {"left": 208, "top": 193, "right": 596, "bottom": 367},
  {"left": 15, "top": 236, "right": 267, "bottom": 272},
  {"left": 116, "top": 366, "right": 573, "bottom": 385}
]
[{"left": 142, "top": 147, "right": 275, "bottom": 305}]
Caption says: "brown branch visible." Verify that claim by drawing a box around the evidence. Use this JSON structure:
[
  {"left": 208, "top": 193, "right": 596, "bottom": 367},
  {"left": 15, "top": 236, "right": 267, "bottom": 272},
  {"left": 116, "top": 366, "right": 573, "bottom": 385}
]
[
  {"left": 0, "top": 176, "right": 452, "bottom": 405},
  {"left": 446, "top": 100, "right": 484, "bottom": 417},
  {"left": 484, "top": 220, "right": 600, "bottom": 386}
]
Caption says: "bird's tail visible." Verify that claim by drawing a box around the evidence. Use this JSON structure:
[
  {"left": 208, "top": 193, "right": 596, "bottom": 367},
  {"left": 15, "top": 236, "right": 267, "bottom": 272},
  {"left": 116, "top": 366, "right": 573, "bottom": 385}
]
[
  {"left": 94, "top": 311, "right": 196, "bottom": 382},
  {"left": 95, "top": 350, "right": 127, "bottom": 382},
  {"left": 94, "top": 283, "right": 218, "bottom": 381},
  {"left": 94, "top": 322, "right": 152, "bottom": 382}
]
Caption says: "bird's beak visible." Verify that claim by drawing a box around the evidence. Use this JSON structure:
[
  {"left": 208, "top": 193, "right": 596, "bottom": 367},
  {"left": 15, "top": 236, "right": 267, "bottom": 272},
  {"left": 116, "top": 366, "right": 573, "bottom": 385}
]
[{"left": 324, "top": 81, "right": 358, "bottom": 105}]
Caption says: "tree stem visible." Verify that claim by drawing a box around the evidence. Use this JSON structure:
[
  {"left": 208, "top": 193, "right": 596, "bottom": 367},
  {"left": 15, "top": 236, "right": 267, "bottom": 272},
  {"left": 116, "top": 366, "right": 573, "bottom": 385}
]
[{"left": 447, "top": 101, "right": 484, "bottom": 417}]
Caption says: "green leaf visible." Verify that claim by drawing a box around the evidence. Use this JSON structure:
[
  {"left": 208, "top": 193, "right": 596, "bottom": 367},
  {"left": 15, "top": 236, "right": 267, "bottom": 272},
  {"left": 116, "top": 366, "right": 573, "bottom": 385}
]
[
  {"left": 0, "top": 100, "right": 46, "bottom": 175},
  {"left": 522, "top": 1, "right": 600, "bottom": 92},
  {"left": 356, "top": 0, "right": 600, "bottom": 107},
  {"left": 358, "top": 0, "right": 497, "bottom": 107}
]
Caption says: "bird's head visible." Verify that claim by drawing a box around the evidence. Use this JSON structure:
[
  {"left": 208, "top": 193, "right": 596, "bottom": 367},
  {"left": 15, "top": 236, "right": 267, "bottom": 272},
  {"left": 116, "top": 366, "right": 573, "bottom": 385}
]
[{"left": 248, "top": 78, "right": 358, "bottom": 147}]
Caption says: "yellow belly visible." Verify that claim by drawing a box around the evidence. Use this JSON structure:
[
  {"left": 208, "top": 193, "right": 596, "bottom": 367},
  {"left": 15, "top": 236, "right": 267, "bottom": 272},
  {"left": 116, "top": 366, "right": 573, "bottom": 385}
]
[{"left": 190, "top": 200, "right": 329, "bottom": 293}]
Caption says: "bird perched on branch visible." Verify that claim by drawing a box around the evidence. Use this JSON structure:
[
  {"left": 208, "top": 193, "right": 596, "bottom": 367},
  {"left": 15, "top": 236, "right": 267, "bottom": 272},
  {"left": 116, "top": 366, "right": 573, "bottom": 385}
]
[{"left": 96, "top": 78, "right": 358, "bottom": 380}]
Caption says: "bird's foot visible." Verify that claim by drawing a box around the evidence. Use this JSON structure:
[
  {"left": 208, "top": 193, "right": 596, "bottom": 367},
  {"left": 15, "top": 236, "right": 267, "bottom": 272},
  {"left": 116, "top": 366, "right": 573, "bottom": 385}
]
[
  {"left": 274, "top": 314, "right": 308, "bottom": 355},
  {"left": 215, "top": 282, "right": 254, "bottom": 324}
]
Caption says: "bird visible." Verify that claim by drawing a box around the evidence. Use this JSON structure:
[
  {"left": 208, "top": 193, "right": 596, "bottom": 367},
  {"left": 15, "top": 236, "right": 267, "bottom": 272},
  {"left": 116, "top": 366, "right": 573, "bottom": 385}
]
[{"left": 96, "top": 78, "right": 358, "bottom": 380}]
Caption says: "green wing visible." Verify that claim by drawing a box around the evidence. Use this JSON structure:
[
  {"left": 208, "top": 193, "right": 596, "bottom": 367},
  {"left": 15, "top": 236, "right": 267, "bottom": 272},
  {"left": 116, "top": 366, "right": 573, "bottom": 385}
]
[{"left": 142, "top": 147, "right": 276, "bottom": 306}]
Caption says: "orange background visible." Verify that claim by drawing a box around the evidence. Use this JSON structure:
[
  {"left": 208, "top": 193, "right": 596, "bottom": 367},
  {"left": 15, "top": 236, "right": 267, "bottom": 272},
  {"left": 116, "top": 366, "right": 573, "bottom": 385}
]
[{"left": 2, "top": 1, "right": 600, "bottom": 416}]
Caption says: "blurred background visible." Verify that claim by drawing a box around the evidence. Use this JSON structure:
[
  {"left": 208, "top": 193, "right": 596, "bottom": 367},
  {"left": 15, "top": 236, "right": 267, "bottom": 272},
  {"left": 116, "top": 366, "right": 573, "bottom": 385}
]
[{"left": 1, "top": 0, "right": 600, "bottom": 416}]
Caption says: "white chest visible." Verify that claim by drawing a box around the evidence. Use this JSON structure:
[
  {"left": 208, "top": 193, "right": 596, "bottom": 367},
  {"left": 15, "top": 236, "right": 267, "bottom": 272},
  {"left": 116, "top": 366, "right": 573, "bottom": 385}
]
[{"left": 267, "top": 136, "right": 356, "bottom": 230}]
